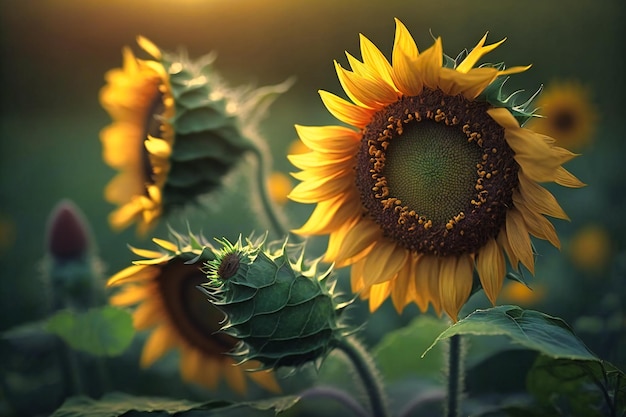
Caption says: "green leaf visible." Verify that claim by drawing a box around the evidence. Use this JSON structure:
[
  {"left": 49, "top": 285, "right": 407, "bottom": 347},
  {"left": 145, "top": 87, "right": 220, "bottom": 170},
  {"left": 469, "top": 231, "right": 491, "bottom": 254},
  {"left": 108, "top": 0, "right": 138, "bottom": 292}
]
[
  {"left": 46, "top": 306, "right": 134, "bottom": 357},
  {"left": 373, "top": 315, "right": 449, "bottom": 382},
  {"left": 51, "top": 392, "right": 231, "bottom": 417},
  {"left": 51, "top": 392, "right": 301, "bottom": 417},
  {"left": 423, "top": 305, "right": 597, "bottom": 362},
  {"left": 527, "top": 356, "right": 626, "bottom": 417}
]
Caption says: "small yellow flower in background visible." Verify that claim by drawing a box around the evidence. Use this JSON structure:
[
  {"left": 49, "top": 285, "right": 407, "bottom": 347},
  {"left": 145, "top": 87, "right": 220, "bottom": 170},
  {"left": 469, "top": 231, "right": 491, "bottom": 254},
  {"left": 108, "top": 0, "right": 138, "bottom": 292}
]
[
  {"left": 100, "top": 37, "right": 292, "bottom": 235},
  {"left": 568, "top": 224, "right": 612, "bottom": 273},
  {"left": 500, "top": 281, "right": 546, "bottom": 306},
  {"left": 526, "top": 80, "right": 597, "bottom": 150},
  {"left": 107, "top": 235, "right": 280, "bottom": 394},
  {"left": 267, "top": 172, "right": 293, "bottom": 205},
  {"left": 289, "top": 19, "right": 584, "bottom": 321}
]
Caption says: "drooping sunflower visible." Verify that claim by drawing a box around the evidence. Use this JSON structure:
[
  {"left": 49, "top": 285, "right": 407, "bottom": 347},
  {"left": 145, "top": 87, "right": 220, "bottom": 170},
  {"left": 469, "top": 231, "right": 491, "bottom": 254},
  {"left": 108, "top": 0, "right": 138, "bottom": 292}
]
[
  {"left": 525, "top": 80, "right": 597, "bottom": 150},
  {"left": 288, "top": 19, "right": 584, "bottom": 321},
  {"left": 107, "top": 233, "right": 280, "bottom": 393},
  {"left": 100, "top": 37, "right": 292, "bottom": 234}
]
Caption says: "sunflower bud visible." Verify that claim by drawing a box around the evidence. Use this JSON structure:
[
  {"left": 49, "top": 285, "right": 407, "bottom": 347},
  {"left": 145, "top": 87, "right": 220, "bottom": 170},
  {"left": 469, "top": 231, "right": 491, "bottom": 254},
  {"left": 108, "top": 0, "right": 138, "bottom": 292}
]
[
  {"left": 202, "top": 236, "right": 351, "bottom": 370},
  {"left": 43, "top": 199, "right": 104, "bottom": 311}
]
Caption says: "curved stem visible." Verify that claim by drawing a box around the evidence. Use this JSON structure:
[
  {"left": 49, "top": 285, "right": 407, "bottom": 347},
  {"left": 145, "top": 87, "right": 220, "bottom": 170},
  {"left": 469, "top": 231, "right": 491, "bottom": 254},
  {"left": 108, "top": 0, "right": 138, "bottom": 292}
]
[
  {"left": 248, "top": 145, "right": 289, "bottom": 239},
  {"left": 332, "top": 335, "right": 389, "bottom": 417},
  {"left": 446, "top": 334, "right": 463, "bottom": 417},
  {"left": 300, "top": 386, "right": 370, "bottom": 417}
]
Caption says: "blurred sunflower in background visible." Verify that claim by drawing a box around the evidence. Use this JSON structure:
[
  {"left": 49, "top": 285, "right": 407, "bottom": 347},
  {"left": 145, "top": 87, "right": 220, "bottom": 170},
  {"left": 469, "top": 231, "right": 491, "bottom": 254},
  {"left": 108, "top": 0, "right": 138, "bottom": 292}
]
[
  {"left": 100, "top": 37, "right": 292, "bottom": 234},
  {"left": 289, "top": 19, "right": 584, "bottom": 321},
  {"left": 526, "top": 80, "right": 597, "bottom": 150},
  {"left": 107, "top": 234, "right": 280, "bottom": 394}
]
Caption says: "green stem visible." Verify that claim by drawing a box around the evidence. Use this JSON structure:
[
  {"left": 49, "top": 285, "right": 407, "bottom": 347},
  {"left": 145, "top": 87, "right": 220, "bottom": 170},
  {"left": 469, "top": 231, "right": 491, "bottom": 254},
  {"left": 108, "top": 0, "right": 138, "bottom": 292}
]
[
  {"left": 248, "top": 145, "right": 289, "bottom": 239},
  {"left": 332, "top": 335, "right": 389, "bottom": 417},
  {"left": 446, "top": 334, "right": 463, "bottom": 417}
]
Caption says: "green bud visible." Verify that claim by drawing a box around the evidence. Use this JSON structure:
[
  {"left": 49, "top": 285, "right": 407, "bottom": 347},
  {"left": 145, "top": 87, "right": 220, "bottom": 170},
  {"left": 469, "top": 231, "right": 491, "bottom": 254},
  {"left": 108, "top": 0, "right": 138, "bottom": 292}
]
[{"left": 201, "top": 235, "right": 351, "bottom": 370}]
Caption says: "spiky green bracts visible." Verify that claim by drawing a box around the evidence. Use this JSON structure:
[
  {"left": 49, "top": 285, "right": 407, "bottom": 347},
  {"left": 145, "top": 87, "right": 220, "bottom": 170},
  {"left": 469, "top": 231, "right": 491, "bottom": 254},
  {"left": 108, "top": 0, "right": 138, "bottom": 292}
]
[{"left": 201, "top": 236, "right": 352, "bottom": 370}]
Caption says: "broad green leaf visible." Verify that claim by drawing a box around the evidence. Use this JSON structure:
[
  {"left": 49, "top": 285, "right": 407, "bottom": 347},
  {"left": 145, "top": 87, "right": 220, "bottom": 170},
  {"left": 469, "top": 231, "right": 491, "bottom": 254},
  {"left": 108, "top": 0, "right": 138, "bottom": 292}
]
[
  {"left": 373, "top": 315, "right": 448, "bottom": 381},
  {"left": 527, "top": 356, "right": 626, "bottom": 417},
  {"left": 50, "top": 392, "right": 231, "bottom": 417},
  {"left": 46, "top": 306, "right": 134, "bottom": 357},
  {"left": 51, "top": 392, "right": 301, "bottom": 417},
  {"left": 423, "top": 305, "right": 597, "bottom": 362}
]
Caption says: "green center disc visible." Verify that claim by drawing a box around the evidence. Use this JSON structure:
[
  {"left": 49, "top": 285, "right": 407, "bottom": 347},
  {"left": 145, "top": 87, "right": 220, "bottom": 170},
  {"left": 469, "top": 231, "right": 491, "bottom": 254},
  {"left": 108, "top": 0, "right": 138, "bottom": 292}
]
[{"left": 383, "top": 120, "right": 482, "bottom": 224}]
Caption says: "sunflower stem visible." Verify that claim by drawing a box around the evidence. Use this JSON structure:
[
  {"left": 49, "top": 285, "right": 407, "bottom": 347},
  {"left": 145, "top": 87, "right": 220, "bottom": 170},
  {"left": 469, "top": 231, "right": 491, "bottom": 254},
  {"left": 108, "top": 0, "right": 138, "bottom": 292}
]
[
  {"left": 248, "top": 145, "right": 290, "bottom": 239},
  {"left": 332, "top": 335, "right": 389, "bottom": 417},
  {"left": 445, "top": 334, "right": 464, "bottom": 417}
]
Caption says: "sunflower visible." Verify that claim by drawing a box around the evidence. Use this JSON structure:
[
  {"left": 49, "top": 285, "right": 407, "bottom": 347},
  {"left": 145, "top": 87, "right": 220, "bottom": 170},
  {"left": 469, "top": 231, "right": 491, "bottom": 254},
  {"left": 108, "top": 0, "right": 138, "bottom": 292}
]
[
  {"left": 100, "top": 37, "right": 292, "bottom": 234},
  {"left": 100, "top": 37, "right": 175, "bottom": 234},
  {"left": 525, "top": 80, "right": 597, "bottom": 150},
  {"left": 107, "top": 235, "right": 280, "bottom": 393},
  {"left": 288, "top": 19, "right": 584, "bottom": 321}
]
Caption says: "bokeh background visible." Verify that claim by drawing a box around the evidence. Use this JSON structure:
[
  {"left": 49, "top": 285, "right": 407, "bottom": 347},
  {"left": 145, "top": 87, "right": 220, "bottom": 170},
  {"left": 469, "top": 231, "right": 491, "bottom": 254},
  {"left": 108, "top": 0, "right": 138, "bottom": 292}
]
[{"left": 1, "top": 0, "right": 625, "bottom": 415}]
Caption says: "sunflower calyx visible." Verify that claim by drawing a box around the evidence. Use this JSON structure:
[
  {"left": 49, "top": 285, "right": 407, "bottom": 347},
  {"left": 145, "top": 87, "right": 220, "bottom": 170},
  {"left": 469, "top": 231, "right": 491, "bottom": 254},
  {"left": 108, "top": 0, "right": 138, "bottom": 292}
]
[{"left": 202, "top": 235, "right": 352, "bottom": 370}]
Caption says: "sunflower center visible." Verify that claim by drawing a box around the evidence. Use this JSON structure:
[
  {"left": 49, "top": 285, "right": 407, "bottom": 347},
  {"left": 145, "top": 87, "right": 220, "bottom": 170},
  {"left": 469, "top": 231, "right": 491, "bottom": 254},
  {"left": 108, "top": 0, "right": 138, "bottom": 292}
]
[
  {"left": 140, "top": 91, "right": 165, "bottom": 185},
  {"left": 158, "top": 261, "right": 237, "bottom": 355},
  {"left": 356, "top": 88, "right": 520, "bottom": 256},
  {"left": 383, "top": 121, "right": 482, "bottom": 225},
  {"left": 552, "top": 109, "right": 575, "bottom": 133}
]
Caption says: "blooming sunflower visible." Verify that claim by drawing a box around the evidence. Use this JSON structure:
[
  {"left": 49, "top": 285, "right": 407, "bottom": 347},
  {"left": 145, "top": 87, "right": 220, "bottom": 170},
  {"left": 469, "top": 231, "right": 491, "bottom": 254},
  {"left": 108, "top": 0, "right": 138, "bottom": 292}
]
[
  {"left": 100, "top": 37, "right": 292, "bottom": 234},
  {"left": 525, "top": 80, "right": 597, "bottom": 150},
  {"left": 107, "top": 233, "right": 280, "bottom": 393},
  {"left": 288, "top": 19, "right": 584, "bottom": 321}
]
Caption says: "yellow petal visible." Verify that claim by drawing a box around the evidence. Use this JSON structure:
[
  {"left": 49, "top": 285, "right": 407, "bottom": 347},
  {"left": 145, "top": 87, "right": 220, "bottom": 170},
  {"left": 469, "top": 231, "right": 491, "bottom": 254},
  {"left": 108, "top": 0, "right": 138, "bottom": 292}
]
[
  {"left": 132, "top": 299, "right": 164, "bottom": 330},
  {"left": 287, "top": 170, "right": 352, "bottom": 204},
  {"left": 129, "top": 245, "right": 167, "bottom": 259},
  {"left": 180, "top": 348, "right": 202, "bottom": 382},
  {"left": 392, "top": 18, "right": 419, "bottom": 61},
  {"left": 439, "top": 254, "right": 473, "bottom": 322},
  {"left": 223, "top": 362, "right": 247, "bottom": 394},
  {"left": 107, "top": 264, "right": 157, "bottom": 287},
  {"left": 152, "top": 237, "right": 178, "bottom": 252},
  {"left": 456, "top": 34, "right": 506, "bottom": 74},
  {"left": 292, "top": 194, "right": 360, "bottom": 235},
  {"left": 109, "top": 284, "right": 150, "bottom": 306},
  {"left": 390, "top": 256, "right": 415, "bottom": 313},
  {"left": 359, "top": 33, "right": 395, "bottom": 88},
  {"left": 415, "top": 37, "right": 443, "bottom": 89},
  {"left": 506, "top": 208, "right": 535, "bottom": 274},
  {"left": 137, "top": 36, "right": 162, "bottom": 60},
  {"left": 361, "top": 241, "right": 408, "bottom": 287},
  {"left": 555, "top": 166, "right": 586, "bottom": 188},
  {"left": 335, "top": 61, "right": 398, "bottom": 108},
  {"left": 413, "top": 254, "right": 441, "bottom": 314},
  {"left": 100, "top": 122, "right": 142, "bottom": 168},
  {"left": 334, "top": 219, "right": 383, "bottom": 265},
  {"left": 140, "top": 325, "right": 177, "bottom": 367},
  {"left": 104, "top": 171, "right": 145, "bottom": 205},
  {"left": 476, "top": 238, "right": 506, "bottom": 305},
  {"left": 319, "top": 90, "right": 374, "bottom": 127},
  {"left": 517, "top": 173, "right": 569, "bottom": 220},
  {"left": 350, "top": 258, "right": 366, "bottom": 294},
  {"left": 497, "top": 227, "right": 519, "bottom": 271},
  {"left": 369, "top": 281, "right": 391, "bottom": 312},
  {"left": 514, "top": 192, "right": 561, "bottom": 249},
  {"left": 108, "top": 200, "right": 144, "bottom": 231},
  {"left": 292, "top": 125, "right": 360, "bottom": 155},
  {"left": 144, "top": 136, "right": 172, "bottom": 159},
  {"left": 438, "top": 67, "right": 498, "bottom": 99}
]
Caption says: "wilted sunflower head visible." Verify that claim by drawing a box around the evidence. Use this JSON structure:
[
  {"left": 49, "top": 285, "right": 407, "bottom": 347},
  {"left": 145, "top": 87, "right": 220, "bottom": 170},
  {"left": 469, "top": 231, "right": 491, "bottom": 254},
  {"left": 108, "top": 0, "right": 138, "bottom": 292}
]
[
  {"left": 100, "top": 37, "right": 292, "bottom": 234},
  {"left": 288, "top": 19, "right": 584, "bottom": 321},
  {"left": 107, "top": 231, "right": 280, "bottom": 394},
  {"left": 525, "top": 80, "right": 597, "bottom": 151}
]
